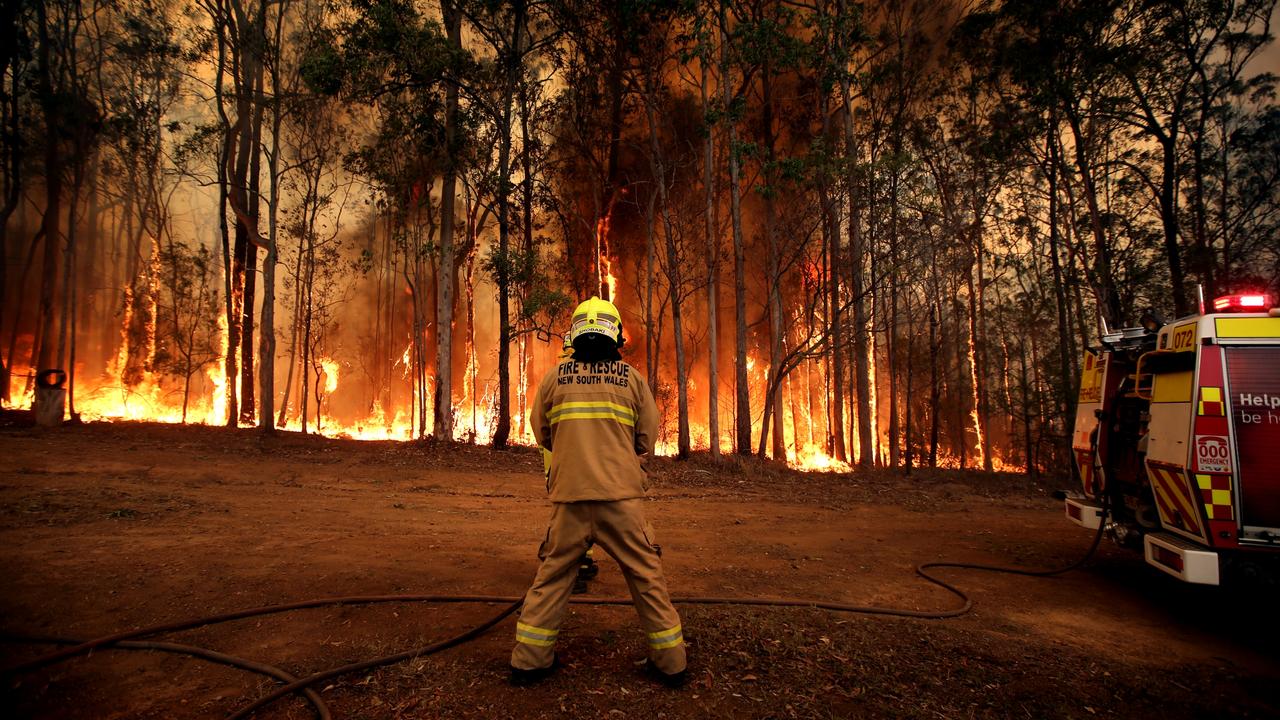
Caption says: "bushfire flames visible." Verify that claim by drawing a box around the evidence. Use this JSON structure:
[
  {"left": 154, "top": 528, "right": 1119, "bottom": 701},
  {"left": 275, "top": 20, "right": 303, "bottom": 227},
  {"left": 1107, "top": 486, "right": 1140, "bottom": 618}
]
[
  {"left": 4, "top": 216, "right": 1023, "bottom": 474},
  {"left": 2, "top": 335, "right": 1018, "bottom": 471},
  {"left": 7, "top": 321, "right": 1025, "bottom": 472}
]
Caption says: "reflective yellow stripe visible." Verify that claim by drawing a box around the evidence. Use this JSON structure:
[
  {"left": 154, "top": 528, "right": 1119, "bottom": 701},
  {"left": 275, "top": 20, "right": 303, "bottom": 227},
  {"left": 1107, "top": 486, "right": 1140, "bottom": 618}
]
[
  {"left": 647, "top": 625, "right": 683, "bottom": 649},
  {"left": 548, "top": 401, "right": 637, "bottom": 426},
  {"left": 549, "top": 411, "right": 636, "bottom": 426},
  {"left": 1215, "top": 317, "right": 1280, "bottom": 338},
  {"left": 548, "top": 401, "right": 636, "bottom": 418},
  {"left": 515, "top": 621, "right": 559, "bottom": 647}
]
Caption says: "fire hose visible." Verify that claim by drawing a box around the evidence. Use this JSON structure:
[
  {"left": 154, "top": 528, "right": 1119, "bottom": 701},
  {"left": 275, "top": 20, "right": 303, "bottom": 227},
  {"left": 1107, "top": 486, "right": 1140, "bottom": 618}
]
[{"left": 3, "top": 509, "right": 1109, "bottom": 720}]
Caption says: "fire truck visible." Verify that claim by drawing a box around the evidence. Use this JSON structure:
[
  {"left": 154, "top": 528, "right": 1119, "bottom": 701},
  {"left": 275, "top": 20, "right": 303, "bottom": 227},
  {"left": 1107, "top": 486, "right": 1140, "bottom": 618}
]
[{"left": 1067, "top": 293, "right": 1280, "bottom": 585}]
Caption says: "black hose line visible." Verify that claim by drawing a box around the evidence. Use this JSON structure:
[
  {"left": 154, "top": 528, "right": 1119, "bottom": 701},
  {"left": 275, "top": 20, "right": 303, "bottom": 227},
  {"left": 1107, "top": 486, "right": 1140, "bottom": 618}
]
[
  {"left": 4, "top": 510, "right": 1111, "bottom": 720},
  {"left": 2, "top": 633, "right": 331, "bottom": 720},
  {"left": 4, "top": 594, "right": 526, "bottom": 677},
  {"left": 223, "top": 599, "right": 522, "bottom": 720}
]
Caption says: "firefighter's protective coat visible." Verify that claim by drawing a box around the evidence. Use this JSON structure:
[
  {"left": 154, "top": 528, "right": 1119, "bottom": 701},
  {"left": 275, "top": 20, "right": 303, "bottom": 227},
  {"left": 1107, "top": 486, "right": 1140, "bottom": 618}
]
[
  {"left": 513, "top": 358, "right": 685, "bottom": 675},
  {"left": 530, "top": 359, "right": 659, "bottom": 502}
]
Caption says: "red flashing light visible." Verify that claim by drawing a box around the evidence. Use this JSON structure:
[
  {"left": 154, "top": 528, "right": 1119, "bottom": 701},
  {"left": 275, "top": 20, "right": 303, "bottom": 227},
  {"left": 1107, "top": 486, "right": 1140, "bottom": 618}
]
[{"left": 1212, "top": 293, "right": 1272, "bottom": 313}]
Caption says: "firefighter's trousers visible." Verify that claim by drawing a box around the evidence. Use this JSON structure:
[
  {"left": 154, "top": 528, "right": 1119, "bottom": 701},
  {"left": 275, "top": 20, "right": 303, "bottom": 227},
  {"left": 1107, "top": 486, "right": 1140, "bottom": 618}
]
[{"left": 511, "top": 499, "right": 686, "bottom": 675}]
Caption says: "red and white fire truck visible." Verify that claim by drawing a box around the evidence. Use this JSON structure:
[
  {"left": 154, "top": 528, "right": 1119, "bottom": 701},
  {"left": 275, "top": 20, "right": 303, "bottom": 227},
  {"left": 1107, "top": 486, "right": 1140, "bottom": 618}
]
[{"left": 1067, "top": 293, "right": 1280, "bottom": 585}]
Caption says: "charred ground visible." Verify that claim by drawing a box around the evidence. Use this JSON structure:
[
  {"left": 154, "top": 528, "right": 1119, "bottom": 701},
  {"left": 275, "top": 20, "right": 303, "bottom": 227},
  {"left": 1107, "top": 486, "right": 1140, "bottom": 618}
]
[{"left": 1, "top": 420, "right": 1278, "bottom": 719}]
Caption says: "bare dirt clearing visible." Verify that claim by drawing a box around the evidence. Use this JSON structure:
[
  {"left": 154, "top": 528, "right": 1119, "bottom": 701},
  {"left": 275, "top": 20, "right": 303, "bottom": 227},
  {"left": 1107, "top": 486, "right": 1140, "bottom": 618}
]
[{"left": 2, "top": 420, "right": 1277, "bottom": 719}]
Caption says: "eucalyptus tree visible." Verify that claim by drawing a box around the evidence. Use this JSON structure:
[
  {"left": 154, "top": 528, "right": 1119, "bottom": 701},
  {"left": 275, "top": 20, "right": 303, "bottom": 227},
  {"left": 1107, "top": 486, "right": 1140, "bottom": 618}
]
[
  {"left": 467, "top": 0, "right": 574, "bottom": 447},
  {"left": 0, "top": 2, "right": 32, "bottom": 404},
  {"left": 303, "top": 0, "right": 462, "bottom": 436},
  {"left": 1108, "top": 0, "right": 1277, "bottom": 312}
]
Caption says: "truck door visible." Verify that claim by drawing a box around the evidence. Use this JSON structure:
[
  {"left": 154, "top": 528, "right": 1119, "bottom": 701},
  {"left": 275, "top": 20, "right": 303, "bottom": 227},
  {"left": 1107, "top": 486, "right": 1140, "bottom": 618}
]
[{"left": 1224, "top": 347, "right": 1280, "bottom": 544}]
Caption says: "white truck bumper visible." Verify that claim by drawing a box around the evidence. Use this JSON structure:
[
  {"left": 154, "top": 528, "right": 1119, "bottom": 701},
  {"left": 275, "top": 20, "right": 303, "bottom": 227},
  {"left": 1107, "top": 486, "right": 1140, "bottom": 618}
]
[
  {"left": 1144, "top": 532, "right": 1220, "bottom": 585},
  {"left": 1065, "top": 497, "right": 1105, "bottom": 530}
]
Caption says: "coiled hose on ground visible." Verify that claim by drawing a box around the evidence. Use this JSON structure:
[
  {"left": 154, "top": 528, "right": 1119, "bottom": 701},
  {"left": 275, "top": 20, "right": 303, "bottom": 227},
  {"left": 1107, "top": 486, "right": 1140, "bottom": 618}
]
[{"left": 3, "top": 510, "right": 1109, "bottom": 720}]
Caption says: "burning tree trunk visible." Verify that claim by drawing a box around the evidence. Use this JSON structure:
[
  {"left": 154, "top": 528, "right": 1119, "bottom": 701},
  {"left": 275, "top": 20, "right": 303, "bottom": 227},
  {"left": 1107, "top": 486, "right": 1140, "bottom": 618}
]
[{"left": 966, "top": 243, "right": 992, "bottom": 473}]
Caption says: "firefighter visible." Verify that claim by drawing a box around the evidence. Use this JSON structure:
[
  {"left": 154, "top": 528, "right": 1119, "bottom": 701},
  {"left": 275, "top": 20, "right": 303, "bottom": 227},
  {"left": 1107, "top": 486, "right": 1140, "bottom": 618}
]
[
  {"left": 542, "top": 331, "right": 598, "bottom": 594},
  {"left": 510, "top": 296, "right": 687, "bottom": 688}
]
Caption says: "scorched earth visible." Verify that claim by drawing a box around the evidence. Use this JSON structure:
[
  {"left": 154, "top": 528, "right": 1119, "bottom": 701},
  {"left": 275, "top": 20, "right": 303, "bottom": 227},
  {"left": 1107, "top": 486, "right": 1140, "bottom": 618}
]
[{"left": 1, "top": 419, "right": 1277, "bottom": 719}]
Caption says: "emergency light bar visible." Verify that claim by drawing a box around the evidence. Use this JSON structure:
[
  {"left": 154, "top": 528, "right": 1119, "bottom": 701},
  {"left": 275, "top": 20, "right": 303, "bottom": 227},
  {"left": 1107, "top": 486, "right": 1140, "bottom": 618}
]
[{"left": 1212, "top": 293, "right": 1272, "bottom": 313}]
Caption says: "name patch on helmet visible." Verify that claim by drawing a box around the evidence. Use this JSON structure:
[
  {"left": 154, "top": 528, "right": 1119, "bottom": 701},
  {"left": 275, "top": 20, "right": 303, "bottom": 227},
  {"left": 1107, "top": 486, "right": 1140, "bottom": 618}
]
[{"left": 556, "top": 361, "right": 631, "bottom": 388}]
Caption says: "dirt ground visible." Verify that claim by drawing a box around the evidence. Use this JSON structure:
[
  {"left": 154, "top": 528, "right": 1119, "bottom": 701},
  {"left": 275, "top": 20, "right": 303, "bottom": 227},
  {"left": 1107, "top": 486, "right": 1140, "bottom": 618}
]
[{"left": 1, "top": 418, "right": 1277, "bottom": 719}]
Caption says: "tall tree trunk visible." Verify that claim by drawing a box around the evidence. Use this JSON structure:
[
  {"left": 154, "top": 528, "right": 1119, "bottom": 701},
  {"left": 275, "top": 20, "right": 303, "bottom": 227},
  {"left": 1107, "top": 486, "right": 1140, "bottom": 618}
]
[
  {"left": 239, "top": 50, "right": 265, "bottom": 424},
  {"left": 644, "top": 191, "right": 657, "bottom": 392},
  {"left": 700, "top": 54, "right": 720, "bottom": 457},
  {"left": 434, "top": 0, "right": 461, "bottom": 442},
  {"left": 823, "top": 168, "right": 845, "bottom": 462},
  {"left": 58, "top": 172, "right": 83, "bottom": 398},
  {"left": 277, "top": 228, "right": 304, "bottom": 426},
  {"left": 903, "top": 292, "right": 914, "bottom": 474},
  {"left": 886, "top": 172, "right": 900, "bottom": 469},
  {"left": 214, "top": 0, "right": 238, "bottom": 425},
  {"left": 719, "top": 5, "right": 751, "bottom": 455},
  {"left": 1156, "top": 135, "right": 1189, "bottom": 316},
  {"left": 33, "top": 1, "right": 62, "bottom": 381},
  {"left": 1045, "top": 119, "right": 1076, "bottom": 451},
  {"left": 928, "top": 300, "right": 940, "bottom": 468},
  {"left": 259, "top": 2, "right": 287, "bottom": 433},
  {"left": 839, "top": 72, "right": 872, "bottom": 467},
  {"left": 491, "top": 0, "right": 525, "bottom": 448},
  {"left": 0, "top": 38, "right": 23, "bottom": 403},
  {"left": 1019, "top": 338, "right": 1034, "bottom": 477},
  {"left": 761, "top": 55, "right": 786, "bottom": 462},
  {"left": 644, "top": 95, "right": 689, "bottom": 458}
]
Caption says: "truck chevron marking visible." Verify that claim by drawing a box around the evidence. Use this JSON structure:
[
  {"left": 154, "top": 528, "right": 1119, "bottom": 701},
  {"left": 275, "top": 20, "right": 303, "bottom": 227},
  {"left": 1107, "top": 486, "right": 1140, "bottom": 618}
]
[{"left": 1148, "top": 462, "right": 1202, "bottom": 536}]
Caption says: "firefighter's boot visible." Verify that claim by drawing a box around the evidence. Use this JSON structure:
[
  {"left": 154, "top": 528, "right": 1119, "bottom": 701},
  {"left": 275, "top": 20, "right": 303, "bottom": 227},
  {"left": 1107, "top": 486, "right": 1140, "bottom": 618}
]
[
  {"left": 510, "top": 653, "right": 560, "bottom": 687},
  {"left": 643, "top": 659, "right": 688, "bottom": 689}
]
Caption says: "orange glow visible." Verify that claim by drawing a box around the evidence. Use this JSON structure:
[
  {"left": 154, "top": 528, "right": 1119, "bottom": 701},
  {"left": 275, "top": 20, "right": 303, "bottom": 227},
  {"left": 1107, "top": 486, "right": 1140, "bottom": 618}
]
[{"left": 318, "top": 357, "right": 339, "bottom": 395}]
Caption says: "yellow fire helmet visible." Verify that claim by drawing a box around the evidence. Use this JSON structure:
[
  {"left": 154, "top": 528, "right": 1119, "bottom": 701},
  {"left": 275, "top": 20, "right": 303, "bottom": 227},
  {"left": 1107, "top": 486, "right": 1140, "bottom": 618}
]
[
  {"left": 570, "top": 296, "right": 623, "bottom": 345},
  {"left": 558, "top": 331, "right": 574, "bottom": 359}
]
